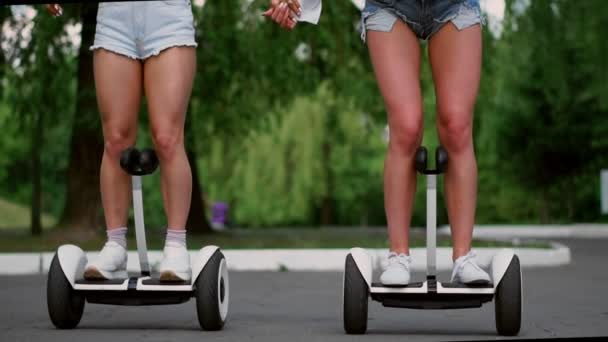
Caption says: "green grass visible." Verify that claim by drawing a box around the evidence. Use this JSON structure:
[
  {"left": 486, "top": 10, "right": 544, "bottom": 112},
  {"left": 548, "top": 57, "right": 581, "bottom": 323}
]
[
  {"left": 0, "top": 197, "right": 56, "bottom": 230},
  {"left": 0, "top": 196, "right": 551, "bottom": 252},
  {"left": 0, "top": 227, "right": 551, "bottom": 252}
]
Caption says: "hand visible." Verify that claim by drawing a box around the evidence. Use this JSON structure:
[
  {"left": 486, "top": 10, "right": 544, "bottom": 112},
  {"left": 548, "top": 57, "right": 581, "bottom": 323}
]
[
  {"left": 263, "top": 0, "right": 301, "bottom": 31},
  {"left": 45, "top": 4, "right": 63, "bottom": 17}
]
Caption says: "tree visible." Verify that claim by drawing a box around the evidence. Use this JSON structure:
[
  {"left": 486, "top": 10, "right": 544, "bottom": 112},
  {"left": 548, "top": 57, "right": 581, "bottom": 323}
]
[
  {"left": 0, "top": 7, "right": 10, "bottom": 99},
  {"left": 185, "top": 111, "right": 212, "bottom": 233},
  {"left": 3, "top": 6, "right": 75, "bottom": 235},
  {"left": 57, "top": 4, "right": 104, "bottom": 235},
  {"left": 490, "top": 0, "right": 608, "bottom": 222}
]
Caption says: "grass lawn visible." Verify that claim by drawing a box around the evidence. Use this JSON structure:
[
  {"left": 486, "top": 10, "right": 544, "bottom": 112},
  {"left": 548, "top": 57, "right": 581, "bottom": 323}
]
[
  {"left": 0, "top": 227, "right": 551, "bottom": 252},
  {"left": 0, "top": 196, "right": 551, "bottom": 252},
  {"left": 0, "top": 198, "right": 55, "bottom": 231}
]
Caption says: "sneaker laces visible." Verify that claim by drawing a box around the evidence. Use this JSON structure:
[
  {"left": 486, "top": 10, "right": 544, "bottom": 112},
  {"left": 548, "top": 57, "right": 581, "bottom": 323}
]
[
  {"left": 88, "top": 241, "right": 125, "bottom": 269},
  {"left": 454, "top": 250, "right": 484, "bottom": 275},
  {"left": 98, "top": 241, "right": 122, "bottom": 255},
  {"left": 163, "top": 241, "right": 188, "bottom": 258},
  {"left": 382, "top": 252, "right": 411, "bottom": 270}
]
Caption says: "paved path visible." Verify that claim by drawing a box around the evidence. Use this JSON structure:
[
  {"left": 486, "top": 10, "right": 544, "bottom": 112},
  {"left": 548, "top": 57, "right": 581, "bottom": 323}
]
[{"left": 1, "top": 239, "right": 606, "bottom": 341}]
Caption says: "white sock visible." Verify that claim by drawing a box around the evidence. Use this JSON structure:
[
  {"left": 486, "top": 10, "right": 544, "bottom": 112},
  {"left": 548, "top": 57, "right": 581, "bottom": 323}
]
[
  {"left": 107, "top": 227, "right": 127, "bottom": 249},
  {"left": 166, "top": 228, "right": 187, "bottom": 248}
]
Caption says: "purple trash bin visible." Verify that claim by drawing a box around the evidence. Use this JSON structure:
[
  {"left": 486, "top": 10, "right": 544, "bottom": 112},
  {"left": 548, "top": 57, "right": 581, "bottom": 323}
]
[{"left": 211, "top": 202, "right": 229, "bottom": 230}]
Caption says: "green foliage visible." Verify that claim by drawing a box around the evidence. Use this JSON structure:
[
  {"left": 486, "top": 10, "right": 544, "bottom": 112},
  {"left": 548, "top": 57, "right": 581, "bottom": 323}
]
[
  {"left": 0, "top": 197, "right": 55, "bottom": 230},
  {"left": 1, "top": 1, "right": 607, "bottom": 233},
  {"left": 202, "top": 84, "right": 386, "bottom": 226},
  {"left": 1, "top": 7, "right": 77, "bottom": 222},
  {"left": 480, "top": 0, "right": 608, "bottom": 222}
]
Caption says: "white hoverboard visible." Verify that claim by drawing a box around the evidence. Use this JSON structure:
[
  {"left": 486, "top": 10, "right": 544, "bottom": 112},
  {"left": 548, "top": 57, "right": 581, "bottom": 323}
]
[
  {"left": 342, "top": 146, "right": 522, "bottom": 336},
  {"left": 47, "top": 148, "right": 229, "bottom": 330}
]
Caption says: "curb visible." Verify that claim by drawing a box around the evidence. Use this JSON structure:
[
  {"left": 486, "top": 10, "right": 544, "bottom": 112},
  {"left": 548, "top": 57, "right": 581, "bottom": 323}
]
[
  {"left": 0, "top": 244, "right": 570, "bottom": 275},
  {"left": 438, "top": 224, "right": 608, "bottom": 239}
]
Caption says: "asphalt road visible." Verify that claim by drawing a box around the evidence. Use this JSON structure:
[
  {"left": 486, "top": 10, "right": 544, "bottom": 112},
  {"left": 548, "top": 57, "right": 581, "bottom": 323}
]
[{"left": 1, "top": 239, "right": 607, "bottom": 341}]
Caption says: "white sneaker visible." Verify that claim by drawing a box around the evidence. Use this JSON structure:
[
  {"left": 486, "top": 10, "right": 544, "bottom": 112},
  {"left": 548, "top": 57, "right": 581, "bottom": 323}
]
[
  {"left": 84, "top": 241, "right": 128, "bottom": 280},
  {"left": 159, "top": 242, "right": 192, "bottom": 282},
  {"left": 380, "top": 252, "right": 412, "bottom": 286},
  {"left": 451, "top": 250, "right": 491, "bottom": 285}
]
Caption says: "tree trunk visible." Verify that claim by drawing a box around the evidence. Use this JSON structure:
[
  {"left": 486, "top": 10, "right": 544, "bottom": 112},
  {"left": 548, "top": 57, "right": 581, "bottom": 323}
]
[
  {"left": 565, "top": 180, "right": 575, "bottom": 221},
  {"left": 30, "top": 110, "right": 43, "bottom": 236},
  {"left": 57, "top": 4, "right": 104, "bottom": 233},
  {"left": 0, "top": 8, "right": 8, "bottom": 99},
  {"left": 320, "top": 139, "right": 334, "bottom": 226},
  {"left": 186, "top": 148, "right": 212, "bottom": 234},
  {"left": 184, "top": 110, "right": 212, "bottom": 234},
  {"left": 539, "top": 188, "right": 550, "bottom": 224}
]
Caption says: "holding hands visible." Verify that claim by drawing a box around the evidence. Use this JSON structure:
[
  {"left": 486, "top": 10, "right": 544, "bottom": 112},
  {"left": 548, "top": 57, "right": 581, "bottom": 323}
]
[
  {"left": 263, "top": 0, "right": 302, "bottom": 30},
  {"left": 45, "top": 4, "right": 63, "bottom": 17}
]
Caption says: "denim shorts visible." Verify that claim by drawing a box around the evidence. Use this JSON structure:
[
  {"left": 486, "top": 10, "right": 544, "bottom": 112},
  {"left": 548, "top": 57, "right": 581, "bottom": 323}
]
[
  {"left": 91, "top": 0, "right": 197, "bottom": 60},
  {"left": 360, "top": 0, "right": 484, "bottom": 42}
]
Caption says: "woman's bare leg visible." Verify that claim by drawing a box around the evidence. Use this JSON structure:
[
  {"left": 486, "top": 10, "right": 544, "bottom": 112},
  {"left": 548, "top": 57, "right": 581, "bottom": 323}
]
[
  {"left": 143, "top": 47, "right": 196, "bottom": 231},
  {"left": 428, "top": 23, "right": 482, "bottom": 261},
  {"left": 95, "top": 50, "right": 142, "bottom": 231},
  {"left": 368, "top": 20, "right": 423, "bottom": 255}
]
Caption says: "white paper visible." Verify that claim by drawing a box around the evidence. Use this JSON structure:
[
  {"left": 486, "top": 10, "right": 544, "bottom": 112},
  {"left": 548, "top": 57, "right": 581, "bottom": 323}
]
[{"left": 297, "top": 0, "right": 322, "bottom": 25}]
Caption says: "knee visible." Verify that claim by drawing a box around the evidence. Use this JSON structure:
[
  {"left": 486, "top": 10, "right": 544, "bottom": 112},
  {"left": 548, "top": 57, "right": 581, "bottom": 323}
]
[
  {"left": 151, "top": 128, "right": 183, "bottom": 161},
  {"left": 437, "top": 107, "right": 473, "bottom": 154},
  {"left": 388, "top": 110, "right": 423, "bottom": 155},
  {"left": 104, "top": 130, "right": 135, "bottom": 160}
]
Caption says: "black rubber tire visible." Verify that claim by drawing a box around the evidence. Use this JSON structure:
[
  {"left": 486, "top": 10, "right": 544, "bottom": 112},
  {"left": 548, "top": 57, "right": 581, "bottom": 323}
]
[
  {"left": 195, "top": 250, "right": 228, "bottom": 331},
  {"left": 343, "top": 254, "right": 369, "bottom": 334},
  {"left": 495, "top": 255, "right": 522, "bottom": 336},
  {"left": 47, "top": 253, "right": 85, "bottom": 329}
]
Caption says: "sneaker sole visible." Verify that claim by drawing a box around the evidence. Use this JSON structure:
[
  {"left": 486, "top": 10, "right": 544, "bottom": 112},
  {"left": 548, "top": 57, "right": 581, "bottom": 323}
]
[
  {"left": 461, "top": 279, "right": 491, "bottom": 287},
  {"left": 380, "top": 278, "right": 411, "bottom": 287},
  {"left": 84, "top": 266, "right": 127, "bottom": 280},
  {"left": 159, "top": 270, "right": 191, "bottom": 282}
]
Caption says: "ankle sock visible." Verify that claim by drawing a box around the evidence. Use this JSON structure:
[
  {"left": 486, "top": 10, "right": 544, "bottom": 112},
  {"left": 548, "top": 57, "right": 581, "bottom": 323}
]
[
  {"left": 166, "top": 228, "right": 187, "bottom": 248},
  {"left": 107, "top": 227, "right": 128, "bottom": 249}
]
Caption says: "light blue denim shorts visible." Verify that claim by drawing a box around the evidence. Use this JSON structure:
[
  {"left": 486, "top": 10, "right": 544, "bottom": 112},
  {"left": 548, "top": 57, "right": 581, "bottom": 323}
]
[
  {"left": 91, "top": 0, "right": 197, "bottom": 60},
  {"left": 360, "top": 0, "right": 485, "bottom": 42}
]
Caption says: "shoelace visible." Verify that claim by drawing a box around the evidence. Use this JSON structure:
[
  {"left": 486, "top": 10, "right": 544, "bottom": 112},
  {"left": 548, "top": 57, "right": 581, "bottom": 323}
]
[
  {"left": 100, "top": 241, "right": 118, "bottom": 253},
  {"left": 454, "top": 251, "right": 484, "bottom": 275},
  {"left": 163, "top": 243, "right": 189, "bottom": 259},
  {"left": 92, "top": 242, "right": 124, "bottom": 266},
  {"left": 383, "top": 252, "right": 411, "bottom": 270}
]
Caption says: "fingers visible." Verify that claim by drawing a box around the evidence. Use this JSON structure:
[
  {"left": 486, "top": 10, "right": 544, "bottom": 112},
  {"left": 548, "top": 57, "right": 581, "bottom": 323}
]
[
  {"left": 286, "top": 0, "right": 301, "bottom": 16},
  {"left": 288, "top": 18, "right": 298, "bottom": 30},
  {"left": 278, "top": 3, "right": 297, "bottom": 29},
  {"left": 270, "top": 3, "right": 283, "bottom": 22},
  {"left": 277, "top": 3, "right": 290, "bottom": 25},
  {"left": 265, "top": 0, "right": 298, "bottom": 30},
  {"left": 45, "top": 5, "right": 57, "bottom": 15},
  {"left": 46, "top": 4, "right": 63, "bottom": 17},
  {"left": 265, "top": 0, "right": 280, "bottom": 15},
  {"left": 281, "top": 15, "right": 297, "bottom": 30}
]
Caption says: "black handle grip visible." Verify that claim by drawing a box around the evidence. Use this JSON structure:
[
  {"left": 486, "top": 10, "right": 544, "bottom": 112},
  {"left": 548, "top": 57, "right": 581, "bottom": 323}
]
[
  {"left": 119, "top": 147, "right": 159, "bottom": 176},
  {"left": 435, "top": 146, "right": 448, "bottom": 173},
  {"left": 415, "top": 147, "right": 428, "bottom": 173},
  {"left": 414, "top": 146, "right": 448, "bottom": 175}
]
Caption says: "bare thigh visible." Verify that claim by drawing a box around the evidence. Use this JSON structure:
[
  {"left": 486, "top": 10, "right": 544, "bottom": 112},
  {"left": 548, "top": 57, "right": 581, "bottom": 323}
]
[
  {"left": 367, "top": 20, "right": 422, "bottom": 136},
  {"left": 94, "top": 49, "right": 142, "bottom": 229},
  {"left": 143, "top": 47, "right": 196, "bottom": 143},
  {"left": 429, "top": 23, "right": 481, "bottom": 139},
  {"left": 95, "top": 50, "right": 142, "bottom": 146},
  {"left": 367, "top": 19, "right": 423, "bottom": 253}
]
